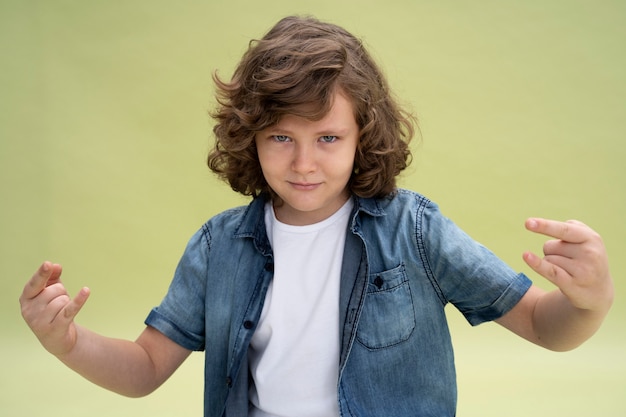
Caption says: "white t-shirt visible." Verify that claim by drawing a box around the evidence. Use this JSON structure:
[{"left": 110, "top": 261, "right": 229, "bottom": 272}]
[{"left": 248, "top": 199, "right": 353, "bottom": 417}]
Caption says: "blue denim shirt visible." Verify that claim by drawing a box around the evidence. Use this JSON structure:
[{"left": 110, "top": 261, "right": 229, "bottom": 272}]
[{"left": 146, "top": 189, "right": 532, "bottom": 417}]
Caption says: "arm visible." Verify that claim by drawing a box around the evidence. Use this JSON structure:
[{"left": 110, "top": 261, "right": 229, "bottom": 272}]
[
  {"left": 19, "top": 262, "right": 191, "bottom": 397},
  {"left": 496, "top": 218, "right": 614, "bottom": 352}
]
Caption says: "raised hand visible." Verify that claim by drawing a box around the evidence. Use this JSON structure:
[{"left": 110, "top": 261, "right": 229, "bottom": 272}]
[
  {"left": 19, "top": 262, "right": 90, "bottom": 356},
  {"left": 523, "top": 218, "right": 613, "bottom": 313}
]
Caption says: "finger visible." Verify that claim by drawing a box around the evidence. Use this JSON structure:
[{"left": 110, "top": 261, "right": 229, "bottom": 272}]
[
  {"left": 22, "top": 262, "right": 63, "bottom": 300},
  {"left": 542, "top": 254, "right": 578, "bottom": 278},
  {"left": 47, "top": 293, "right": 72, "bottom": 322},
  {"left": 60, "top": 287, "right": 91, "bottom": 322},
  {"left": 21, "top": 283, "right": 69, "bottom": 325},
  {"left": 38, "top": 282, "right": 70, "bottom": 304},
  {"left": 522, "top": 251, "right": 571, "bottom": 288},
  {"left": 543, "top": 239, "right": 579, "bottom": 259},
  {"left": 525, "top": 218, "right": 589, "bottom": 244}
]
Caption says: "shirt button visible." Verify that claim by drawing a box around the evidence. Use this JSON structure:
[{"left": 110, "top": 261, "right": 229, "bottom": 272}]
[
  {"left": 374, "top": 276, "right": 384, "bottom": 289},
  {"left": 244, "top": 320, "right": 254, "bottom": 329},
  {"left": 226, "top": 377, "right": 233, "bottom": 387},
  {"left": 264, "top": 263, "right": 274, "bottom": 272}
]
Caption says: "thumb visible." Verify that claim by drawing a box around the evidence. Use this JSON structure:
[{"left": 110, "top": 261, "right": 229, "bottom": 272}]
[{"left": 61, "top": 287, "right": 91, "bottom": 321}]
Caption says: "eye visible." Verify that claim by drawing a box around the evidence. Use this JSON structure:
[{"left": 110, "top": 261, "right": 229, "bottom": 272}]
[
  {"left": 272, "top": 135, "right": 291, "bottom": 143},
  {"left": 319, "top": 135, "right": 337, "bottom": 143}
]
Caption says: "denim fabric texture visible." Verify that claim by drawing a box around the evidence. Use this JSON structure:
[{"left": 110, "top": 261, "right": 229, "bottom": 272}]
[{"left": 145, "top": 189, "right": 532, "bottom": 417}]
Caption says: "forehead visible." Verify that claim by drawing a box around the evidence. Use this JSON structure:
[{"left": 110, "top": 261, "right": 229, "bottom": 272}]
[{"left": 275, "top": 90, "right": 357, "bottom": 131}]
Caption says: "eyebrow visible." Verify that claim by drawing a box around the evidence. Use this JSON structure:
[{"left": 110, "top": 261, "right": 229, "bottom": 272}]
[{"left": 268, "top": 127, "right": 351, "bottom": 137}]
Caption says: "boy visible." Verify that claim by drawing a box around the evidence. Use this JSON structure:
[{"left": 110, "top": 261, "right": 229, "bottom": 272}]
[{"left": 20, "top": 15, "right": 613, "bottom": 417}]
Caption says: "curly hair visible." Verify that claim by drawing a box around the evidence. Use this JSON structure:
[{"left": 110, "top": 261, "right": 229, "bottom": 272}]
[{"left": 208, "top": 15, "right": 415, "bottom": 199}]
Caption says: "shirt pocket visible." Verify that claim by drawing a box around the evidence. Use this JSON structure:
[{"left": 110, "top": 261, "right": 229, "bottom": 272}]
[{"left": 356, "top": 264, "right": 416, "bottom": 350}]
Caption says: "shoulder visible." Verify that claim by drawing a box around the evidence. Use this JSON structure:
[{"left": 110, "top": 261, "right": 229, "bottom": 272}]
[
  {"left": 177, "top": 200, "right": 263, "bottom": 266},
  {"left": 202, "top": 196, "right": 264, "bottom": 236},
  {"left": 364, "top": 189, "right": 465, "bottom": 250},
  {"left": 353, "top": 189, "right": 451, "bottom": 247},
  {"left": 386, "top": 188, "right": 432, "bottom": 210},
  {"left": 357, "top": 188, "right": 439, "bottom": 220},
  {"left": 174, "top": 204, "right": 252, "bottom": 255},
  {"left": 203, "top": 205, "right": 249, "bottom": 231}
]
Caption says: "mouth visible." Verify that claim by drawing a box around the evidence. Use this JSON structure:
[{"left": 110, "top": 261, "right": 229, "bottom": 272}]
[{"left": 289, "top": 181, "right": 320, "bottom": 191}]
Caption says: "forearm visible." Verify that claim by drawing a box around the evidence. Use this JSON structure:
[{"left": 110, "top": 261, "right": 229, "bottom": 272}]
[
  {"left": 531, "top": 288, "right": 611, "bottom": 352},
  {"left": 20, "top": 263, "right": 190, "bottom": 396},
  {"left": 55, "top": 325, "right": 164, "bottom": 397}
]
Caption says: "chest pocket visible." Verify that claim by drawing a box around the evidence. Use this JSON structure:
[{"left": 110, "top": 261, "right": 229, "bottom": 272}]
[{"left": 356, "top": 264, "right": 415, "bottom": 350}]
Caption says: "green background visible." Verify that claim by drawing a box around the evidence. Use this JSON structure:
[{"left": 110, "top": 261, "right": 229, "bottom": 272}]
[{"left": 1, "top": 0, "right": 624, "bottom": 415}]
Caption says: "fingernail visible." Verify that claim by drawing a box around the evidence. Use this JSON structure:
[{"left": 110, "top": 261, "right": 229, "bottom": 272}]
[{"left": 527, "top": 219, "right": 538, "bottom": 229}]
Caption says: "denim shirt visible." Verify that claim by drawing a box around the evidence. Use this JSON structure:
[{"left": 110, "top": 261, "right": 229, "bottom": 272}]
[{"left": 145, "top": 189, "right": 532, "bottom": 417}]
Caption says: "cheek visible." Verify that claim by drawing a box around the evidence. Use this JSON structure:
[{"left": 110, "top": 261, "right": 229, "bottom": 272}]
[
  {"left": 256, "top": 148, "right": 276, "bottom": 170},
  {"left": 257, "top": 152, "right": 285, "bottom": 184},
  {"left": 336, "top": 148, "right": 357, "bottom": 174}
]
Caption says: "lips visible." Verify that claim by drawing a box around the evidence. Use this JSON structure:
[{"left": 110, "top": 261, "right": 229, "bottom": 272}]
[{"left": 289, "top": 181, "right": 320, "bottom": 191}]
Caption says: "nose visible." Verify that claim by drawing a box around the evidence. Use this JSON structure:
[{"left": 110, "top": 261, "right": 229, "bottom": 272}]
[{"left": 291, "top": 142, "right": 317, "bottom": 174}]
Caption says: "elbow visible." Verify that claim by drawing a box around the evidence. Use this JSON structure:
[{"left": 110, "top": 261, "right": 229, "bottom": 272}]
[
  {"left": 533, "top": 326, "right": 600, "bottom": 352},
  {"left": 113, "top": 383, "right": 161, "bottom": 398},
  {"left": 540, "top": 340, "right": 584, "bottom": 353}
]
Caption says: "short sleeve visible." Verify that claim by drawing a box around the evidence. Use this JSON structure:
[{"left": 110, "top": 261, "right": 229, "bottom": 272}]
[
  {"left": 145, "top": 226, "right": 209, "bottom": 351},
  {"left": 420, "top": 202, "right": 532, "bottom": 326}
]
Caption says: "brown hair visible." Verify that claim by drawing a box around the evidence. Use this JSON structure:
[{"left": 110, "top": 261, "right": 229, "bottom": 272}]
[{"left": 208, "top": 15, "right": 415, "bottom": 199}]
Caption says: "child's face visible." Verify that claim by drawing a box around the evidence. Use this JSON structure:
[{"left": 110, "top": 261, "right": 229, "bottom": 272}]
[{"left": 255, "top": 91, "right": 359, "bottom": 225}]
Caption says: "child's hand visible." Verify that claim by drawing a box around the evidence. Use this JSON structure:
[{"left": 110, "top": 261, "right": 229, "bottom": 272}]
[
  {"left": 523, "top": 218, "right": 613, "bottom": 313},
  {"left": 19, "top": 262, "right": 90, "bottom": 356}
]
